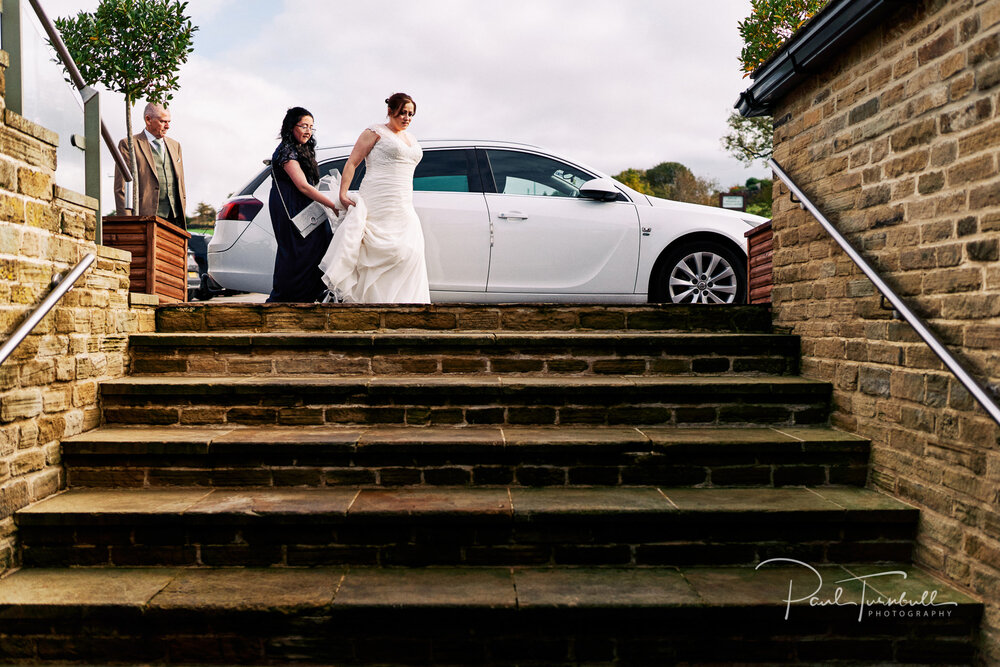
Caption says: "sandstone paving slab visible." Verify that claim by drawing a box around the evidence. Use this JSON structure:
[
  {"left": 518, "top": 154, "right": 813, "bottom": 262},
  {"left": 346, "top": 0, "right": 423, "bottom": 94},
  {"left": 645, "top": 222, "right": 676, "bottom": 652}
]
[
  {"left": 184, "top": 488, "right": 361, "bottom": 519},
  {"left": 501, "top": 426, "right": 648, "bottom": 449},
  {"left": 510, "top": 487, "right": 674, "bottom": 518},
  {"left": 366, "top": 375, "right": 503, "bottom": 388},
  {"left": 839, "top": 565, "right": 980, "bottom": 607},
  {"left": 641, "top": 427, "right": 798, "bottom": 447},
  {"left": 357, "top": 426, "right": 504, "bottom": 449},
  {"left": 349, "top": 488, "right": 512, "bottom": 518},
  {"left": 333, "top": 567, "right": 515, "bottom": 608},
  {"left": 492, "top": 332, "right": 631, "bottom": 343},
  {"left": 659, "top": 488, "right": 844, "bottom": 514},
  {"left": 0, "top": 568, "right": 180, "bottom": 607},
  {"left": 639, "top": 426, "right": 802, "bottom": 453},
  {"left": 499, "top": 376, "right": 635, "bottom": 389},
  {"left": 629, "top": 376, "right": 820, "bottom": 387},
  {"left": 61, "top": 427, "right": 234, "bottom": 455},
  {"left": 149, "top": 568, "right": 346, "bottom": 611},
  {"left": 17, "top": 489, "right": 214, "bottom": 522},
  {"left": 807, "top": 488, "right": 919, "bottom": 518},
  {"left": 63, "top": 426, "right": 233, "bottom": 444},
  {"left": 513, "top": 567, "right": 700, "bottom": 607},
  {"left": 682, "top": 564, "right": 868, "bottom": 609},
  {"left": 776, "top": 427, "right": 869, "bottom": 442}
]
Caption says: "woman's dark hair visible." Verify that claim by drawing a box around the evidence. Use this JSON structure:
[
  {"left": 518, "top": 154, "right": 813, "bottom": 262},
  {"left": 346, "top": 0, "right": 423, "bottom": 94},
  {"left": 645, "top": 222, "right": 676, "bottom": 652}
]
[
  {"left": 279, "top": 106, "right": 319, "bottom": 183},
  {"left": 385, "top": 93, "right": 416, "bottom": 118}
]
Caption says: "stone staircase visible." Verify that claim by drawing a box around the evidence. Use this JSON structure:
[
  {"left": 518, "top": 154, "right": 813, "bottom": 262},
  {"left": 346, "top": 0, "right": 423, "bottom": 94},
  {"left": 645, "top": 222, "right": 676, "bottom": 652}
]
[{"left": 0, "top": 304, "right": 982, "bottom": 665}]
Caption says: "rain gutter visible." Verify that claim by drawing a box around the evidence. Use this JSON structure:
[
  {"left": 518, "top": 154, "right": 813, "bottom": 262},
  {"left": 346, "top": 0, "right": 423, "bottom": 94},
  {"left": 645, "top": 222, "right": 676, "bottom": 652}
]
[{"left": 735, "top": 0, "right": 910, "bottom": 118}]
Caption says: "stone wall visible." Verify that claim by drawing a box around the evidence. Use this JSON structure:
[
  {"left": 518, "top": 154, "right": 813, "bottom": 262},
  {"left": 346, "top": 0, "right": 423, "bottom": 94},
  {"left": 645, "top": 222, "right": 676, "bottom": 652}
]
[
  {"left": 0, "top": 51, "right": 154, "bottom": 575},
  {"left": 769, "top": 0, "right": 1000, "bottom": 659}
]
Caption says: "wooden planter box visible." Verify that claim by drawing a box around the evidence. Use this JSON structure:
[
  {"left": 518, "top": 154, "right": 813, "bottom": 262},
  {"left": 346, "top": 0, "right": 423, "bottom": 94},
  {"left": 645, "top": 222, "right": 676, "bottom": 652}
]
[
  {"left": 745, "top": 220, "right": 773, "bottom": 305},
  {"left": 103, "top": 216, "right": 190, "bottom": 303}
]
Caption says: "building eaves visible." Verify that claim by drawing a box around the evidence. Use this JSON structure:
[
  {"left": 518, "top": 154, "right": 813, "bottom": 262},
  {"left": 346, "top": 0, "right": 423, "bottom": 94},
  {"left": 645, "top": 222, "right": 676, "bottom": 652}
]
[{"left": 735, "top": 0, "right": 910, "bottom": 118}]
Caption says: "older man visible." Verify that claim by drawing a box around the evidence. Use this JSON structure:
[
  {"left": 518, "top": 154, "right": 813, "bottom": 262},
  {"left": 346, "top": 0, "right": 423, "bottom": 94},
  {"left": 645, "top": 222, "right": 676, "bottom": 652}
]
[{"left": 114, "top": 102, "right": 188, "bottom": 228}]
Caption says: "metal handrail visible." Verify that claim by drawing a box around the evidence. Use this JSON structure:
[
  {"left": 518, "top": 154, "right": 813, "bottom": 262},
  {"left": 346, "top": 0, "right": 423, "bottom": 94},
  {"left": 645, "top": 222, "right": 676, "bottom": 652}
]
[
  {"left": 26, "top": 0, "right": 132, "bottom": 182},
  {"left": 769, "top": 158, "right": 1000, "bottom": 427},
  {"left": 0, "top": 253, "right": 95, "bottom": 366}
]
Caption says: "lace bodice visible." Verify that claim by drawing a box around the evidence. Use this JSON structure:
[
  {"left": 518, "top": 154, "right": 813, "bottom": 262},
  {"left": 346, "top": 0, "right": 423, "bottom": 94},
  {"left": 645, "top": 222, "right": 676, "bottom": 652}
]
[{"left": 364, "top": 124, "right": 421, "bottom": 173}]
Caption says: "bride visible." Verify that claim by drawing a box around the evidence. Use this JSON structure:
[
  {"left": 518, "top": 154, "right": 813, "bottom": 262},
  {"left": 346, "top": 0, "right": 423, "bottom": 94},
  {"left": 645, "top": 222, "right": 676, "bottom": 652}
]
[{"left": 319, "top": 93, "right": 430, "bottom": 303}]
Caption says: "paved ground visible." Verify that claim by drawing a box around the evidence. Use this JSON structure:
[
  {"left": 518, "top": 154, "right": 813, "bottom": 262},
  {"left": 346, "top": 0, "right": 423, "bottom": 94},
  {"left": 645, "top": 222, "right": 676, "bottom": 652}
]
[{"left": 199, "top": 292, "right": 267, "bottom": 303}]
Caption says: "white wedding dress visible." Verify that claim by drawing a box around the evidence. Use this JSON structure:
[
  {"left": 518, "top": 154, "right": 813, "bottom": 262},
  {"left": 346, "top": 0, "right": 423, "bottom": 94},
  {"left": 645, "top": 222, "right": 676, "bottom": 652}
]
[{"left": 319, "top": 124, "right": 430, "bottom": 303}]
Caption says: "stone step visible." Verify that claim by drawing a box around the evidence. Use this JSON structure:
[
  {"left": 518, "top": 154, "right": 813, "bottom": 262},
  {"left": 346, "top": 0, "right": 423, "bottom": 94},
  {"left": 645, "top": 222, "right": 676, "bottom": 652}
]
[
  {"left": 155, "top": 303, "right": 775, "bottom": 334},
  {"left": 99, "top": 375, "right": 832, "bottom": 427},
  {"left": 16, "top": 486, "right": 916, "bottom": 568},
  {"left": 0, "top": 565, "right": 979, "bottom": 664},
  {"left": 129, "top": 332, "right": 801, "bottom": 377},
  {"left": 62, "top": 425, "right": 869, "bottom": 489}
]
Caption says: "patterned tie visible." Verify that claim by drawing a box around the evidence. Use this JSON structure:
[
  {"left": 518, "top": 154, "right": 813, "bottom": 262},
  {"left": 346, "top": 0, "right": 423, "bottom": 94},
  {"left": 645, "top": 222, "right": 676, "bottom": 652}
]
[{"left": 152, "top": 139, "right": 162, "bottom": 156}]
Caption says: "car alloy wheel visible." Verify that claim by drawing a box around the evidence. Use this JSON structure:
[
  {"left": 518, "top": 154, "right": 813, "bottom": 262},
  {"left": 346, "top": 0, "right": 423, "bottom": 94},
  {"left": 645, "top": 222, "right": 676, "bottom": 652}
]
[{"left": 655, "top": 241, "right": 746, "bottom": 304}]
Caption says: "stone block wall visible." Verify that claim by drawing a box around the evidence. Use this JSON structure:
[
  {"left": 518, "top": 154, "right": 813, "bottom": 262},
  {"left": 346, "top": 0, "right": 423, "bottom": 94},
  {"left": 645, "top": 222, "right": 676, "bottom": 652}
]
[
  {"left": 0, "top": 52, "right": 154, "bottom": 575},
  {"left": 769, "top": 0, "right": 1000, "bottom": 658}
]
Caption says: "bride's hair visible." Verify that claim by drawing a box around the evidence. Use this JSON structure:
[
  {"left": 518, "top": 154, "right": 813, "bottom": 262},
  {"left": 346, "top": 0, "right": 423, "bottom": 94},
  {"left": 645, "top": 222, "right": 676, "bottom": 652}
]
[
  {"left": 386, "top": 93, "right": 416, "bottom": 118},
  {"left": 279, "top": 106, "right": 319, "bottom": 183}
]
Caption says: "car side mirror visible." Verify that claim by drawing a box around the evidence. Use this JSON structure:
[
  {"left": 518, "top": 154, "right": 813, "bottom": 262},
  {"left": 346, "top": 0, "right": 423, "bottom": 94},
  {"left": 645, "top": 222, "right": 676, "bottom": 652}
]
[{"left": 580, "top": 178, "right": 620, "bottom": 202}]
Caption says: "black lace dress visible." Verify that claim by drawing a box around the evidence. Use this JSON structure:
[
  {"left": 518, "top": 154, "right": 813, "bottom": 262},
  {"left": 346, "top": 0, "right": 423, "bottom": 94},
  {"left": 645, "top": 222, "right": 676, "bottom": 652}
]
[{"left": 266, "top": 141, "right": 333, "bottom": 302}]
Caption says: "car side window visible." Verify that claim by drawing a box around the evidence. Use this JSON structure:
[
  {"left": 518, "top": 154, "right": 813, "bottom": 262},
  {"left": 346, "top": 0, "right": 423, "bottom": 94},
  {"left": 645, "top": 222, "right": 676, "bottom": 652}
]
[
  {"left": 484, "top": 150, "right": 593, "bottom": 198},
  {"left": 319, "top": 158, "right": 366, "bottom": 189},
  {"left": 413, "top": 149, "right": 480, "bottom": 193}
]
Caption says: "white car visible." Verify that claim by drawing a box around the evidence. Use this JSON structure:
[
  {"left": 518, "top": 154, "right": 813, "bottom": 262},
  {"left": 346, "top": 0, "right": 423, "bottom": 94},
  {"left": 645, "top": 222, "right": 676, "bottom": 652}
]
[{"left": 207, "top": 141, "right": 767, "bottom": 303}]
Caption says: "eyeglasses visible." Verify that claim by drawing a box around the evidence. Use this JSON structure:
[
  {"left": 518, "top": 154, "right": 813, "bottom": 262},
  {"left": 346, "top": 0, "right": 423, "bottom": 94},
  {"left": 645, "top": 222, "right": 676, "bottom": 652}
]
[
  {"left": 295, "top": 123, "right": 315, "bottom": 132},
  {"left": 396, "top": 111, "right": 415, "bottom": 118}
]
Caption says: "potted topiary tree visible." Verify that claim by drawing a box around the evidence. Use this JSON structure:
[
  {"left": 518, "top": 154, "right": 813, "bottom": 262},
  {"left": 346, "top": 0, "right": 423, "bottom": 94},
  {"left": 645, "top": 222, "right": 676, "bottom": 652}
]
[{"left": 55, "top": 0, "right": 197, "bottom": 301}]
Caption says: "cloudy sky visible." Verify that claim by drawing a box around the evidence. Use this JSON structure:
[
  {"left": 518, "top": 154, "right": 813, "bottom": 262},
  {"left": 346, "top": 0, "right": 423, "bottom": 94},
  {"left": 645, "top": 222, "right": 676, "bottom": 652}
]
[{"left": 37, "top": 0, "right": 767, "bottom": 216}]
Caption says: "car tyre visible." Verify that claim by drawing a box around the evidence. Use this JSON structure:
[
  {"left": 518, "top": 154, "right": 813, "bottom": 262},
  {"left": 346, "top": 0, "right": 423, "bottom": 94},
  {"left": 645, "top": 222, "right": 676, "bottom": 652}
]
[
  {"left": 195, "top": 274, "right": 214, "bottom": 301},
  {"left": 652, "top": 241, "right": 747, "bottom": 304}
]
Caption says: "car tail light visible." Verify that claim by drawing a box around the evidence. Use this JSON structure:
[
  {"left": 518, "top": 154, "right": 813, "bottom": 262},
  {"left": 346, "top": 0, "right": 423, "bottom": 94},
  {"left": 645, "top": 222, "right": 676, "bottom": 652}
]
[{"left": 217, "top": 198, "right": 263, "bottom": 221}]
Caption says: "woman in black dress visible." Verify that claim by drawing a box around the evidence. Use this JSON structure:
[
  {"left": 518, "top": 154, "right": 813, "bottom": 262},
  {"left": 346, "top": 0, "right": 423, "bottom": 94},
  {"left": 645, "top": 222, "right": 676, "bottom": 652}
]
[{"left": 267, "top": 107, "right": 341, "bottom": 302}]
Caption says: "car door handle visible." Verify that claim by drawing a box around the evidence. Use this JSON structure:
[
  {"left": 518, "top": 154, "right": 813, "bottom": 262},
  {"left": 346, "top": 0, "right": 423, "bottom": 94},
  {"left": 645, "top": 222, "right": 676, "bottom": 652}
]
[{"left": 497, "top": 212, "right": 528, "bottom": 220}]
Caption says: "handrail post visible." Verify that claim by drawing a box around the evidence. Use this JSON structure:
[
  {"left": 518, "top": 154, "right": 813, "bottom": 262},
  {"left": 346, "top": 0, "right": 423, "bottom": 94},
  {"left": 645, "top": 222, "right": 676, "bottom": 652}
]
[
  {"left": 82, "top": 85, "right": 102, "bottom": 240},
  {"left": 1, "top": 0, "right": 22, "bottom": 114},
  {"left": 769, "top": 158, "right": 1000, "bottom": 427}
]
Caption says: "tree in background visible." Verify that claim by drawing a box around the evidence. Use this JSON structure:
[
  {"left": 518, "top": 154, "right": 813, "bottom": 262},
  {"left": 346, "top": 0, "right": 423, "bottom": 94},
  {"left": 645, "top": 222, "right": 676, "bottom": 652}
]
[
  {"left": 724, "top": 1, "right": 827, "bottom": 209},
  {"left": 187, "top": 202, "right": 217, "bottom": 230},
  {"left": 615, "top": 168, "right": 654, "bottom": 196},
  {"left": 742, "top": 177, "right": 773, "bottom": 218},
  {"left": 738, "top": 0, "right": 830, "bottom": 76},
  {"left": 613, "top": 162, "right": 719, "bottom": 206},
  {"left": 722, "top": 112, "right": 773, "bottom": 167},
  {"left": 55, "top": 0, "right": 197, "bottom": 213}
]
